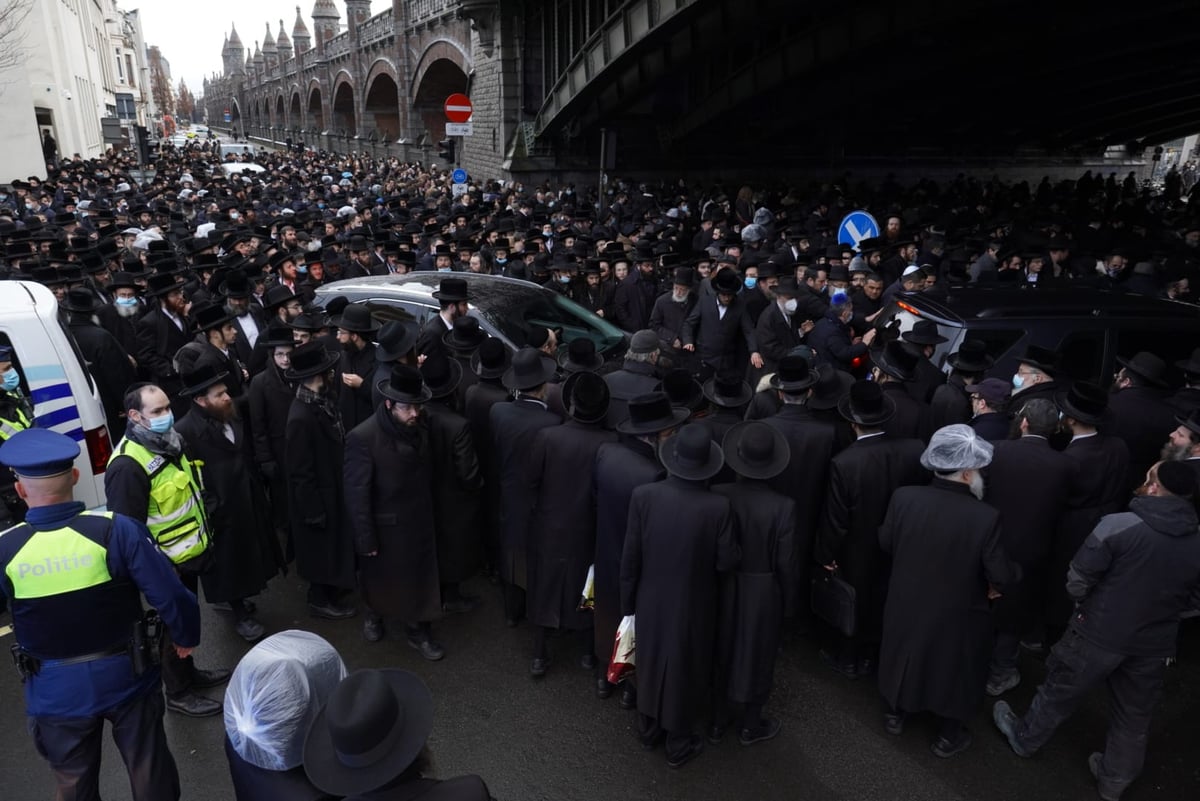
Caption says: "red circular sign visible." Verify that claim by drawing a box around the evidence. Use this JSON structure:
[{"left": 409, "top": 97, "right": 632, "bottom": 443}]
[{"left": 444, "top": 93, "right": 473, "bottom": 123}]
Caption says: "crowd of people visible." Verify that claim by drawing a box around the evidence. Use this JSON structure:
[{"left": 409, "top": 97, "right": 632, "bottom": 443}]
[{"left": 0, "top": 137, "right": 1199, "bottom": 800}]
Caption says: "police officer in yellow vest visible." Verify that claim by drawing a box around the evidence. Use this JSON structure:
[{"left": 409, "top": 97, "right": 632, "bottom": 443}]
[
  {"left": 0, "top": 428, "right": 201, "bottom": 801},
  {"left": 105, "top": 381, "right": 230, "bottom": 718},
  {"left": 0, "top": 345, "right": 34, "bottom": 530}
]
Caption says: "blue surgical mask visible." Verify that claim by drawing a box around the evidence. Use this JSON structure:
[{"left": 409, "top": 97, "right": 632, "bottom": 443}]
[
  {"left": 297, "top": 263, "right": 308, "bottom": 274},
  {"left": 115, "top": 296, "right": 138, "bottom": 307},
  {"left": 147, "top": 412, "right": 174, "bottom": 433},
  {"left": 558, "top": 274, "right": 571, "bottom": 284},
  {"left": 494, "top": 257, "right": 507, "bottom": 265},
  {"left": 1011, "top": 374, "right": 1024, "bottom": 390},
  {"left": 438, "top": 266, "right": 452, "bottom": 273},
  {"left": 744, "top": 276, "right": 757, "bottom": 290},
  {"left": 1, "top": 368, "right": 18, "bottom": 391}
]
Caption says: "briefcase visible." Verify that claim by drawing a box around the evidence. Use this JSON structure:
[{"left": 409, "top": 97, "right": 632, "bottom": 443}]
[{"left": 811, "top": 569, "right": 857, "bottom": 637}]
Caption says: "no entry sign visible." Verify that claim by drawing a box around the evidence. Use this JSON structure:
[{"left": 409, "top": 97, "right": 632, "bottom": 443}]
[{"left": 444, "top": 93, "right": 473, "bottom": 124}]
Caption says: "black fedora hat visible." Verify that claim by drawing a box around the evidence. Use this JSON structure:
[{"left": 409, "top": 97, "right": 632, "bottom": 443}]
[
  {"left": 946, "top": 338, "right": 994, "bottom": 373},
  {"left": 659, "top": 421, "right": 724, "bottom": 481},
  {"left": 655, "top": 368, "right": 705, "bottom": 412},
  {"left": 302, "top": 669, "right": 434, "bottom": 797},
  {"left": 191, "top": 301, "right": 237, "bottom": 333},
  {"left": 616, "top": 391, "right": 690, "bottom": 435},
  {"left": 1174, "top": 347, "right": 1200, "bottom": 377},
  {"left": 262, "top": 284, "right": 297, "bottom": 312},
  {"left": 219, "top": 270, "right": 253, "bottom": 299},
  {"left": 1116, "top": 351, "right": 1168, "bottom": 388},
  {"left": 1055, "top": 381, "right": 1109, "bottom": 427},
  {"left": 432, "top": 277, "right": 469, "bottom": 303},
  {"left": 179, "top": 363, "right": 229, "bottom": 397},
  {"left": 562, "top": 371, "right": 610, "bottom": 424},
  {"left": 807, "top": 364, "right": 854, "bottom": 411},
  {"left": 258, "top": 320, "right": 296, "bottom": 349},
  {"left": 558, "top": 337, "right": 603, "bottom": 374},
  {"left": 671, "top": 266, "right": 696, "bottom": 288},
  {"left": 723, "top": 421, "right": 790, "bottom": 480},
  {"left": 901, "top": 320, "right": 948, "bottom": 347},
  {"left": 63, "top": 287, "right": 103, "bottom": 314},
  {"left": 418, "top": 350, "right": 462, "bottom": 399},
  {"left": 502, "top": 347, "right": 558, "bottom": 391},
  {"left": 106, "top": 271, "right": 143, "bottom": 293},
  {"left": 1017, "top": 344, "right": 1060, "bottom": 376},
  {"left": 770, "top": 354, "right": 819, "bottom": 392},
  {"left": 838, "top": 380, "right": 896, "bottom": 426},
  {"left": 712, "top": 268, "right": 741, "bottom": 294},
  {"left": 285, "top": 341, "right": 339, "bottom": 381},
  {"left": 144, "top": 272, "right": 184, "bottom": 296},
  {"left": 378, "top": 364, "right": 432, "bottom": 404},
  {"left": 703, "top": 373, "right": 753, "bottom": 408},
  {"left": 443, "top": 316, "right": 487, "bottom": 353},
  {"left": 871, "top": 340, "right": 919, "bottom": 383},
  {"left": 1178, "top": 408, "right": 1200, "bottom": 437},
  {"left": 289, "top": 311, "right": 328, "bottom": 333},
  {"left": 376, "top": 319, "right": 420, "bottom": 363},
  {"left": 470, "top": 338, "right": 511, "bottom": 380},
  {"left": 331, "top": 303, "right": 380, "bottom": 334}
]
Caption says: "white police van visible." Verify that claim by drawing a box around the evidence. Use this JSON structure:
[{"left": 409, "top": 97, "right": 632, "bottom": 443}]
[{"left": 0, "top": 281, "right": 111, "bottom": 509}]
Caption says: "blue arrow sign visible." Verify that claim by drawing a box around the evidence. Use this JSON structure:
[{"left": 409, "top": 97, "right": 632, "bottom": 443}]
[
  {"left": 838, "top": 210, "right": 879, "bottom": 250},
  {"left": 451, "top": 168, "right": 468, "bottom": 184}
]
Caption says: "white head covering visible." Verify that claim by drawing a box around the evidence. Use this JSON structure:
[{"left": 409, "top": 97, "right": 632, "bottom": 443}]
[
  {"left": 921, "top": 423, "right": 994, "bottom": 472},
  {"left": 223, "top": 630, "right": 347, "bottom": 771}
]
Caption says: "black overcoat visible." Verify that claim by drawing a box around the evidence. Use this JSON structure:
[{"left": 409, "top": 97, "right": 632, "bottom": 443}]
[
  {"left": 755, "top": 302, "right": 801, "bottom": 374},
  {"left": 338, "top": 342, "right": 378, "bottom": 432},
  {"left": 711, "top": 480, "right": 796, "bottom": 705},
  {"left": 527, "top": 420, "right": 617, "bottom": 630},
  {"left": 878, "top": 480, "right": 1020, "bottom": 721},
  {"left": 175, "top": 405, "right": 282, "bottom": 603},
  {"left": 593, "top": 437, "right": 663, "bottom": 662},
  {"left": 930, "top": 377, "right": 972, "bottom": 431},
  {"left": 983, "top": 435, "right": 1077, "bottom": 632},
  {"left": 763, "top": 404, "right": 836, "bottom": 575},
  {"left": 880, "top": 381, "right": 930, "bottom": 441},
  {"left": 490, "top": 398, "right": 561, "bottom": 589},
  {"left": 248, "top": 363, "right": 294, "bottom": 531},
  {"left": 904, "top": 350, "right": 946, "bottom": 405},
  {"left": 343, "top": 405, "right": 442, "bottom": 622},
  {"left": 464, "top": 380, "right": 510, "bottom": 567},
  {"left": 602, "top": 362, "right": 660, "bottom": 429},
  {"left": 284, "top": 397, "right": 356, "bottom": 589},
  {"left": 423, "top": 399, "right": 484, "bottom": 584},
  {"left": 69, "top": 318, "right": 138, "bottom": 438},
  {"left": 620, "top": 477, "right": 739, "bottom": 733},
  {"left": 135, "top": 307, "right": 191, "bottom": 411},
  {"left": 1107, "top": 386, "right": 1179, "bottom": 493}
]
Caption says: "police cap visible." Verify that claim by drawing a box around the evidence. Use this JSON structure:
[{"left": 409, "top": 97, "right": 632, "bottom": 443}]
[
  {"left": 0, "top": 345, "right": 12, "bottom": 361},
  {"left": 0, "top": 429, "right": 80, "bottom": 477}
]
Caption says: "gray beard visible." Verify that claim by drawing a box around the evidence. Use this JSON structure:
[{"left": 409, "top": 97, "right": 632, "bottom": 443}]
[
  {"left": 968, "top": 472, "right": 985, "bottom": 500},
  {"left": 115, "top": 303, "right": 139, "bottom": 318}
]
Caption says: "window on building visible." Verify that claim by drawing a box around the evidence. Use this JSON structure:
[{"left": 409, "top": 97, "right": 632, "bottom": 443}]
[
  {"left": 116, "top": 93, "right": 136, "bottom": 120},
  {"left": 125, "top": 55, "right": 136, "bottom": 88},
  {"left": 116, "top": 49, "right": 124, "bottom": 82}
]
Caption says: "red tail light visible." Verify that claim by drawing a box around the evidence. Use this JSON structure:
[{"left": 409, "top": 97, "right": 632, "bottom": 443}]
[
  {"left": 897, "top": 301, "right": 921, "bottom": 316},
  {"left": 85, "top": 426, "right": 112, "bottom": 474}
]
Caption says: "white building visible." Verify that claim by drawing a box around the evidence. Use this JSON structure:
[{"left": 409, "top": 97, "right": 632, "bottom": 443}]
[{"left": 0, "top": 0, "right": 156, "bottom": 182}]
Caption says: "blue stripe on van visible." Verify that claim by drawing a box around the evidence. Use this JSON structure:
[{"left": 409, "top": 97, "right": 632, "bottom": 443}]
[
  {"left": 36, "top": 407, "right": 81, "bottom": 429},
  {"left": 31, "top": 383, "right": 73, "bottom": 404},
  {"left": 57, "top": 427, "right": 85, "bottom": 442}
]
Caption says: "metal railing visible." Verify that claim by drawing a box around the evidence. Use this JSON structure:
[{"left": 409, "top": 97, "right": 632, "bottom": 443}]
[{"left": 409, "top": 0, "right": 455, "bottom": 27}]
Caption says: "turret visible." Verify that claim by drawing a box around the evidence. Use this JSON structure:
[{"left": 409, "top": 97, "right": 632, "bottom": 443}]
[
  {"left": 312, "top": 0, "right": 340, "bottom": 56},
  {"left": 276, "top": 20, "right": 293, "bottom": 61},
  {"left": 262, "top": 22, "right": 278, "bottom": 70},
  {"left": 345, "top": 0, "right": 370, "bottom": 38},
  {"left": 292, "top": 7, "right": 311, "bottom": 54}
]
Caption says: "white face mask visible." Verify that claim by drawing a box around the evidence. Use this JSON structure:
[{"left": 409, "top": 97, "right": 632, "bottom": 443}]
[{"left": 783, "top": 298, "right": 798, "bottom": 314}]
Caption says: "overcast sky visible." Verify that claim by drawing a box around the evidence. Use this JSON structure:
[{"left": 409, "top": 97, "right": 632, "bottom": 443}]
[{"left": 133, "top": 0, "right": 388, "bottom": 97}]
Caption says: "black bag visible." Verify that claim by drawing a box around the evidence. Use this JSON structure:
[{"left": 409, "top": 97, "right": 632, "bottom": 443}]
[{"left": 811, "top": 568, "right": 857, "bottom": 637}]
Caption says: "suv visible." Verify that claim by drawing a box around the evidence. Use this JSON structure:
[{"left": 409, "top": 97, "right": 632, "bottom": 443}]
[
  {"left": 876, "top": 287, "right": 1200, "bottom": 387},
  {"left": 314, "top": 273, "right": 629, "bottom": 363}
]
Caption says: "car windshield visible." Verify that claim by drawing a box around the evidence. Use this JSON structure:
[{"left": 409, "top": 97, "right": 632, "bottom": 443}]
[{"left": 476, "top": 287, "right": 626, "bottom": 355}]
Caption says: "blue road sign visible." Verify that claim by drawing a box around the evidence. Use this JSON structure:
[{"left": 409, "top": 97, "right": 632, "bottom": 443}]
[
  {"left": 451, "top": 168, "right": 468, "bottom": 184},
  {"left": 223, "top": 113, "right": 231, "bottom": 123},
  {"left": 838, "top": 210, "right": 879, "bottom": 250}
]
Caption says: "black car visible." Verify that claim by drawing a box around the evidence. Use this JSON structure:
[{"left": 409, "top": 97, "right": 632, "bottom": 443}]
[
  {"left": 876, "top": 287, "right": 1200, "bottom": 387},
  {"left": 313, "top": 273, "right": 629, "bottom": 362}
]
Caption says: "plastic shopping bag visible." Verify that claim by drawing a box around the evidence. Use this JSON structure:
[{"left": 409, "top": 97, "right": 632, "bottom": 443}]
[
  {"left": 578, "top": 564, "right": 595, "bottom": 611},
  {"left": 606, "top": 614, "right": 635, "bottom": 684}
]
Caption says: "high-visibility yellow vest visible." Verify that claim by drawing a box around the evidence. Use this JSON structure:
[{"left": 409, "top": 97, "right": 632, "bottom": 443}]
[
  {"left": 108, "top": 439, "right": 210, "bottom": 565},
  {"left": 5, "top": 512, "right": 112, "bottom": 598},
  {"left": 0, "top": 392, "right": 32, "bottom": 442}
]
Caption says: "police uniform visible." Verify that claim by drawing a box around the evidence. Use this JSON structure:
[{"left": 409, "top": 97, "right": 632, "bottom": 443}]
[
  {"left": 0, "top": 428, "right": 201, "bottom": 801},
  {"left": 0, "top": 345, "right": 34, "bottom": 544}
]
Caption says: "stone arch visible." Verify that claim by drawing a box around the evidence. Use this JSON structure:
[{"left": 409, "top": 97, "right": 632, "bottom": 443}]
[
  {"left": 364, "top": 59, "right": 401, "bottom": 140},
  {"left": 412, "top": 52, "right": 470, "bottom": 142},
  {"left": 331, "top": 76, "right": 356, "bottom": 135},
  {"left": 290, "top": 91, "right": 303, "bottom": 130},
  {"left": 229, "top": 98, "right": 243, "bottom": 135},
  {"left": 410, "top": 39, "right": 471, "bottom": 98},
  {"left": 308, "top": 82, "right": 325, "bottom": 132}
]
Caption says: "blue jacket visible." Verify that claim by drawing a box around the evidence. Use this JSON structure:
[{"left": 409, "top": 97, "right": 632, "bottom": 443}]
[{"left": 0, "top": 501, "right": 200, "bottom": 716}]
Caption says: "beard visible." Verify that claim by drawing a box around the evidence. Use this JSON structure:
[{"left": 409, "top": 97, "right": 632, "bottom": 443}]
[
  {"left": 968, "top": 471, "right": 985, "bottom": 500},
  {"left": 203, "top": 398, "right": 237, "bottom": 422},
  {"left": 1161, "top": 441, "right": 1190, "bottom": 462},
  {"left": 115, "top": 303, "right": 139, "bottom": 318}
]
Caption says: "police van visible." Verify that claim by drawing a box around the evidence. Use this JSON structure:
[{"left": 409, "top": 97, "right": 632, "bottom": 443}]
[{"left": 0, "top": 281, "right": 111, "bottom": 509}]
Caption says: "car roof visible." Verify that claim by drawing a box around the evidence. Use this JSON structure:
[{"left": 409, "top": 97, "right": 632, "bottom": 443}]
[
  {"left": 898, "top": 286, "right": 1200, "bottom": 324},
  {"left": 315, "top": 272, "right": 551, "bottom": 305}
]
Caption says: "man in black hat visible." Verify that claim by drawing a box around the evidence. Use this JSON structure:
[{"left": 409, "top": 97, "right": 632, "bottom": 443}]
[
  {"left": 98, "top": 271, "right": 145, "bottom": 361},
  {"left": 248, "top": 322, "right": 297, "bottom": 558},
  {"left": 442, "top": 316, "right": 488, "bottom": 409},
  {"left": 63, "top": 288, "right": 137, "bottom": 438},
  {"left": 370, "top": 319, "right": 421, "bottom": 409},
  {"left": 682, "top": 267, "right": 763, "bottom": 381},
  {"left": 649, "top": 266, "right": 698, "bottom": 369},
  {"left": 711, "top": 422, "right": 796, "bottom": 745},
  {"left": 490, "top": 348, "right": 562, "bottom": 625},
  {"left": 175, "top": 366, "right": 281, "bottom": 644},
  {"left": 621, "top": 422, "right": 738, "bottom": 768},
  {"left": 332, "top": 304, "right": 381, "bottom": 431},
  {"left": 604, "top": 330, "right": 663, "bottom": 429},
  {"left": 931, "top": 339, "right": 993, "bottom": 431},
  {"left": 613, "top": 243, "right": 661, "bottom": 332},
  {"left": 345, "top": 365, "right": 445, "bottom": 658},
  {"left": 416, "top": 277, "right": 470, "bottom": 358},
  {"left": 899, "top": 321, "right": 948, "bottom": 404},
  {"left": 135, "top": 274, "right": 191, "bottom": 415},
  {"left": 191, "top": 301, "right": 247, "bottom": 399},
  {"left": 1161, "top": 410, "right": 1200, "bottom": 510},
  {"left": 419, "top": 351, "right": 485, "bottom": 616},
  {"left": 576, "top": 258, "right": 616, "bottom": 319},
  {"left": 219, "top": 271, "right": 265, "bottom": 371},
  {"left": 1109, "top": 351, "right": 1180, "bottom": 493},
  {"left": 1009, "top": 345, "right": 1062, "bottom": 409},
  {"left": 1167, "top": 347, "right": 1200, "bottom": 416},
  {"left": 816, "top": 381, "right": 927, "bottom": 678},
  {"left": 464, "top": 339, "right": 512, "bottom": 579},
  {"left": 755, "top": 277, "right": 806, "bottom": 376},
  {"left": 346, "top": 235, "right": 386, "bottom": 278},
  {"left": 526, "top": 373, "right": 616, "bottom": 678},
  {"left": 284, "top": 342, "right": 358, "bottom": 621},
  {"left": 994, "top": 460, "right": 1200, "bottom": 801},
  {"left": 870, "top": 340, "right": 930, "bottom": 441}
]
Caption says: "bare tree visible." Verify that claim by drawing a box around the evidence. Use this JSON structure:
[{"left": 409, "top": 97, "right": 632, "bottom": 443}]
[
  {"left": 148, "top": 46, "right": 173, "bottom": 117},
  {"left": 176, "top": 79, "right": 195, "bottom": 123},
  {"left": 0, "top": 0, "right": 33, "bottom": 74}
]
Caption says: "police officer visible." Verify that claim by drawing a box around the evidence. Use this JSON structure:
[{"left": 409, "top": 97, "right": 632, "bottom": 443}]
[
  {"left": 0, "top": 428, "right": 200, "bottom": 800},
  {"left": 104, "top": 382, "right": 229, "bottom": 717},
  {"left": 0, "top": 345, "right": 34, "bottom": 529}
]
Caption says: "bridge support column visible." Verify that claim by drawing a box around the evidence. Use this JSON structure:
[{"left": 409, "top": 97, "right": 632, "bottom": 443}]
[{"left": 459, "top": 1, "right": 520, "bottom": 179}]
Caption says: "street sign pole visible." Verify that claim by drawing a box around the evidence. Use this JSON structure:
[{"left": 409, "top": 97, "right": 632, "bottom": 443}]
[{"left": 598, "top": 127, "right": 607, "bottom": 218}]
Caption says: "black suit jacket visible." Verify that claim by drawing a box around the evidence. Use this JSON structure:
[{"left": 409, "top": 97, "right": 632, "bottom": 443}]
[
  {"left": 755, "top": 302, "right": 800, "bottom": 371},
  {"left": 683, "top": 294, "right": 758, "bottom": 372},
  {"left": 135, "top": 307, "right": 191, "bottom": 401}
]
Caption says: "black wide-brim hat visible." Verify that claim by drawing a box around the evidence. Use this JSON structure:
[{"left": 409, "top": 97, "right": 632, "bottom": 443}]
[
  {"left": 502, "top": 347, "right": 558, "bottom": 392},
  {"left": 179, "top": 364, "right": 229, "bottom": 397},
  {"left": 1178, "top": 409, "right": 1200, "bottom": 437},
  {"left": 330, "top": 303, "right": 380, "bottom": 334},
  {"left": 702, "top": 375, "right": 753, "bottom": 408},
  {"left": 1017, "top": 344, "right": 1060, "bottom": 376},
  {"left": 376, "top": 319, "right": 421, "bottom": 363},
  {"left": 558, "top": 338, "right": 604, "bottom": 373},
  {"left": 871, "top": 340, "right": 918, "bottom": 383},
  {"left": 807, "top": 365, "right": 854, "bottom": 411},
  {"left": 1055, "top": 382, "right": 1109, "bottom": 427},
  {"left": 303, "top": 669, "right": 434, "bottom": 798},
  {"left": 722, "top": 420, "right": 791, "bottom": 481},
  {"left": 769, "top": 355, "right": 819, "bottom": 392},
  {"left": 418, "top": 354, "right": 462, "bottom": 399},
  {"left": 285, "top": 342, "right": 340, "bottom": 381},
  {"left": 105, "top": 271, "right": 143, "bottom": 293},
  {"left": 1116, "top": 351, "right": 1168, "bottom": 388},
  {"left": 470, "top": 340, "right": 511, "bottom": 380},
  {"left": 902, "top": 320, "right": 948, "bottom": 347},
  {"left": 946, "top": 339, "right": 994, "bottom": 373},
  {"left": 63, "top": 288, "right": 103, "bottom": 314},
  {"left": 1174, "top": 347, "right": 1200, "bottom": 377},
  {"left": 432, "top": 277, "right": 469, "bottom": 303},
  {"left": 562, "top": 371, "right": 610, "bottom": 424},
  {"left": 659, "top": 421, "right": 725, "bottom": 481},
  {"left": 378, "top": 364, "right": 433, "bottom": 404},
  {"left": 838, "top": 381, "right": 896, "bottom": 426},
  {"left": 192, "top": 302, "right": 238, "bottom": 333},
  {"left": 442, "top": 316, "right": 488, "bottom": 353},
  {"left": 144, "top": 273, "right": 184, "bottom": 296},
  {"left": 616, "top": 391, "right": 690, "bottom": 435}
]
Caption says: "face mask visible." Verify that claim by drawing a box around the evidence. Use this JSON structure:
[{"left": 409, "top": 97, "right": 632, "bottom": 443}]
[
  {"left": 558, "top": 275, "right": 571, "bottom": 284},
  {"left": 297, "top": 264, "right": 308, "bottom": 274},
  {"left": 318, "top": 203, "right": 326, "bottom": 210},
  {"left": 744, "top": 277, "right": 757, "bottom": 290},
  {"left": 783, "top": 298, "right": 798, "bottom": 314},
  {"left": 1011, "top": 374, "right": 1024, "bottom": 389},
  {"left": 146, "top": 412, "right": 174, "bottom": 434},
  {"left": 438, "top": 266, "right": 452, "bottom": 273},
  {"left": 1, "top": 369, "right": 18, "bottom": 391},
  {"left": 495, "top": 257, "right": 507, "bottom": 266},
  {"left": 115, "top": 296, "right": 138, "bottom": 307}
]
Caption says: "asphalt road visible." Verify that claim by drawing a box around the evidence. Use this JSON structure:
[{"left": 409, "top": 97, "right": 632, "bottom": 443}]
[{"left": 1, "top": 572, "right": 1197, "bottom": 801}]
